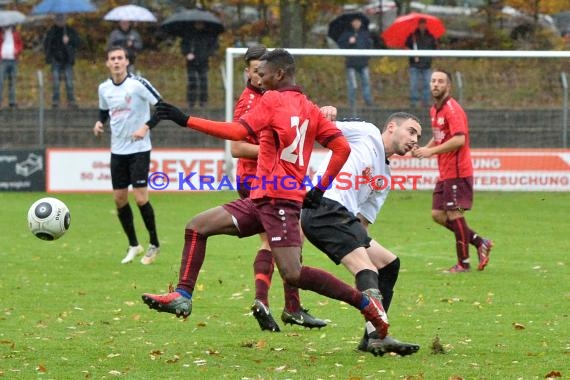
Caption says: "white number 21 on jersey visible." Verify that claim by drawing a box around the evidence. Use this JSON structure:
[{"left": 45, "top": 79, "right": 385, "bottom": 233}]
[{"left": 280, "top": 116, "right": 309, "bottom": 166}]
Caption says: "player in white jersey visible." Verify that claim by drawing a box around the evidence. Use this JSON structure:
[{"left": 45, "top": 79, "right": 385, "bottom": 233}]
[
  {"left": 93, "top": 46, "right": 162, "bottom": 265},
  {"left": 301, "top": 112, "right": 422, "bottom": 356}
]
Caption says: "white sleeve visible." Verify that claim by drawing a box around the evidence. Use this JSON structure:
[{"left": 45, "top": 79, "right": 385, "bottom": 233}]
[
  {"left": 135, "top": 76, "right": 161, "bottom": 105},
  {"left": 336, "top": 121, "right": 379, "bottom": 144},
  {"left": 98, "top": 84, "right": 107, "bottom": 110}
]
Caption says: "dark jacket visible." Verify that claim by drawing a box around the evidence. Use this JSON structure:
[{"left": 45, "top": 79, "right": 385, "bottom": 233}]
[
  {"left": 108, "top": 27, "right": 143, "bottom": 65},
  {"left": 181, "top": 32, "right": 219, "bottom": 67},
  {"left": 337, "top": 28, "right": 373, "bottom": 69},
  {"left": 405, "top": 28, "right": 437, "bottom": 69},
  {"left": 44, "top": 25, "right": 80, "bottom": 65}
]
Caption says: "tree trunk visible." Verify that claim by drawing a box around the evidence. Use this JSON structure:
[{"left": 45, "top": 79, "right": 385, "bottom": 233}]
[{"left": 280, "top": 0, "right": 304, "bottom": 47}]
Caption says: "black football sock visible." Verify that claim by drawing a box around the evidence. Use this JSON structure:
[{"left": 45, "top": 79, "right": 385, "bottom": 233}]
[
  {"left": 117, "top": 204, "right": 138, "bottom": 247},
  {"left": 355, "top": 269, "right": 379, "bottom": 291},
  {"left": 139, "top": 201, "right": 159, "bottom": 247},
  {"left": 377, "top": 257, "right": 400, "bottom": 313}
]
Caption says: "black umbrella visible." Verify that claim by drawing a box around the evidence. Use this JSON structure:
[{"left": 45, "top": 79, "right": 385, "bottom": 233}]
[
  {"left": 161, "top": 9, "right": 224, "bottom": 37},
  {"left": 327, "top": 12, "right": 370, "bottom": 43}
]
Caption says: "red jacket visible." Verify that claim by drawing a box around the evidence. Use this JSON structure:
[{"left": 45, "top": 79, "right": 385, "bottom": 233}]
[{"left": 0, "top": 28, "right": 24, "bottom": 60}]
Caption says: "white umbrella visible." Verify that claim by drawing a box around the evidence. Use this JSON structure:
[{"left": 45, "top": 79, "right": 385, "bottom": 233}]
[
  {"left": 0, "top": 10, "right": 27, "bottom": 27},
  {"left": 104, "top": 5, "right": 157, "bottom": 22}
]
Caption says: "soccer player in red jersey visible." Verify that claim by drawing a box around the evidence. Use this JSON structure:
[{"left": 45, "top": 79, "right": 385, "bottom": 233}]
[
  {"left": 142, "top": 48, "right": 391, "bottom": 341},
  {"left": 231, "top": 45, "right": 326, "bottom": 332},
  {"left": 413, "top": 69, "right": 493, "bottom": 273}
]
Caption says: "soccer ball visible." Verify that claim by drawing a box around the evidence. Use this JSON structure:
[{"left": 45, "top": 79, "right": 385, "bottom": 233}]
[{"left": 27, "top": 197, "right": 71, "bottom": 241}]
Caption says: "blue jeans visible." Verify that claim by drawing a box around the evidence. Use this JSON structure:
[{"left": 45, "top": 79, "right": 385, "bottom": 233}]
[
  {"left": 346, "top": 66, "right": 373, "bottom": 109},
  {"left": 51, "top": 62, "right": 76, "bottom": 105},
  {"left": 0, "top": 59, "right": 18, "bottom": 106},
  {"left": 409, "top": 66, "right": 432, "bottom": 107}
]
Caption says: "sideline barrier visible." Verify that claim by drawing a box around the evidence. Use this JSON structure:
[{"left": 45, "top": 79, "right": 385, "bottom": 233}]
[
  {"left": 46, "top": 148, "right": 570, "bottom": 193},
  {"left": 0, "top": 149, "right": 46, "bottom": 192}
]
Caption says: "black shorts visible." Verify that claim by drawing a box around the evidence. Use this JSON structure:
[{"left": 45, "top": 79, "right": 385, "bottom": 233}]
[
  {"left": 110, "top": 151, "right": 151, "bottom": 190},
  {"left": 301, "top": 197, "right": 371, "bottom": 265}
]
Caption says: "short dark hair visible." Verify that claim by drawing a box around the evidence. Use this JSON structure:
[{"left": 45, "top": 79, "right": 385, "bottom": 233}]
[
  {"left": 260, "top": 48, "right": 295, "bottom": 76},
  {"left": 244, "top": 45, "right": 267, "bottom": 64},
  {"left": 106, "top": 45, "right": 128, "bottom": 59},
  {"left": 432, "top": 68, "right": 453, "bottom": 84},
  {"left": 383, "top": 112, "right": 421, "bottom": 132}
]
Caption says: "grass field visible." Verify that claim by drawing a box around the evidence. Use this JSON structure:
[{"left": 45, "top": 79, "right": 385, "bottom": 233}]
[{"left": 1, "top": 191, "right": 568, "bottom": 379}]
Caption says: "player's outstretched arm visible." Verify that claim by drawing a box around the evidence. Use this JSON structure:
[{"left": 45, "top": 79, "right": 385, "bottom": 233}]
[
  {"left": 156, "top": 102, "right": 249, "bottom": 141},
  {"left": 155, "top": 102, "right": 189, "bottom": 126}
]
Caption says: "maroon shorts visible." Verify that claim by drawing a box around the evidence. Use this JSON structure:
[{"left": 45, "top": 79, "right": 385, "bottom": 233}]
[
  {"left": 222, "top": 197, "right": 302, "bottom": 247},
  {"left": 236, "top": 181, "right": 251, "bottom": 200},
  {"left": 432, "top": 177, "right": 473, "bottom": 211}
]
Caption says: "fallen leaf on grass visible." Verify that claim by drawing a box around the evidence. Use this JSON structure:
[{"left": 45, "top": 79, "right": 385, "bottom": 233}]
[
  {"left": 0, "top": 340, "right": 15, "bottom": 349},
  {"left": 108, "top": 370, "right": 121, "bottom": 376},
  {"left": 513, "top": 322, "right": 525, "bottom": 330},
  {"left": 449, "top": 376, "right": 464, "bottom": 380},
  {"left": 431, "top": 335, "right": 445, "bottom": 354},
  {"left": 166, "top": 354, "right": 180, "bottom": 364},
  {"left": 545, "top": 370, "right": 562, "bottom": 378},
  {"left": 36, "top": 364, "right": 47, "bottom": 373}
]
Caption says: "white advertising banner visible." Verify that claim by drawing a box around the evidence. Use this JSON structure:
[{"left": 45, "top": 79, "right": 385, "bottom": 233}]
[{"left": 47, "top": 148, "right": 570, "bottom": 192}]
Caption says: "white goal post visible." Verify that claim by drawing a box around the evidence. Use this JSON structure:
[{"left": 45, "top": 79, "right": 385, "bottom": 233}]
[{"left": 223, "top": 47, "right": 570, "bottom": 177}]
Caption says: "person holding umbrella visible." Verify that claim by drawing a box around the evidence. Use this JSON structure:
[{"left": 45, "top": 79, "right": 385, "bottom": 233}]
[
  {"left": 43, "top": 14, "right": 80, "bottom": 109},
  {"left": 181, "top": 21, "right": 219, "bottom": 111},
  {"left": 0, "top": 24, "right": 23, "bottom": 109},
  {"left": 108, "top": 20, "right": 143, "bottom": 74},
  {"left": 336, "top": 15, "right": 374, "bottom": 113},
  {"left": 104, "top": 5, "right": 158, "bottom": 75},
  {"left": 405, "top": 18, "right": 438, "bottom": 109}
]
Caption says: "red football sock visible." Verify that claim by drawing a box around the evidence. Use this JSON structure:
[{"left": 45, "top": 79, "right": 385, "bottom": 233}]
[
  {"left": 296, "top": 266, "right": 362, "bottom": 309},
  {"left": 253, "top": 249, "right": 274, "bottom": 306},
  {"left": 177, "top": 229, "right": 207, "bottom": 294},
  {"left": 447, "top": 217, "right": 471, "bottom": 266},
  {"left": 445, "top": 219, "right": 483, "bottom": 248},
  {"left": 283, "top": 281, "right": 301, "bottom": 313}
]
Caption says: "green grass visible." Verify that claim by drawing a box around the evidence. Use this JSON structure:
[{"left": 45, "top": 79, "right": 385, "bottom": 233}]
[{"left": 1, "top": 191, "right": 569, "bottom": 379}]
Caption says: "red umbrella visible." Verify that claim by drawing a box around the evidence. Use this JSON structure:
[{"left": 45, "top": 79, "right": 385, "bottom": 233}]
[{"left": 382, "top": 13, "right": 445, "bottom": 48}]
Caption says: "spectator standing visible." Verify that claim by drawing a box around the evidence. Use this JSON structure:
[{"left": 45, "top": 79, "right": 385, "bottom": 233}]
[
  {"left": 181, "top": 21, "right": 219, "bottom": 111},
  {"left": 413, "top": 69, "right": 493, "bottom": 273},
  {"left": 0, "top": 25, "right": 23, "bottom": 109},
  {"left": 108, "top": 20, "right": 143, "bottom": 74},
  {"left": 405, "top": 18, "right": 437, "bottom": 109},
  {"left": 43, "top": 14, "right": 80, "bottom": 109},
  {"left": 337, "top": 17, "right": 374, "bottom": 112}
]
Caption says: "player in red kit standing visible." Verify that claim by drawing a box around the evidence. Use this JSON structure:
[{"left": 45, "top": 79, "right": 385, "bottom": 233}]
[
  {"left": 142, "top": 49, "right": 396, "bottom": 347},
  {"left": 231, "top": 45, "right": 326, "bottom": 331},
  {"left": 414, "top": 69, "right": 493, "bottom": 273}
]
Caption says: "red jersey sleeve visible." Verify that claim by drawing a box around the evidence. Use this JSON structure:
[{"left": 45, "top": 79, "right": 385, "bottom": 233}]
[
  {"left": 445, "top": 98, "right": 468, "bottom": 136},
  {"left": 239, "top": 91, "right": 278, "bottom": 135}
]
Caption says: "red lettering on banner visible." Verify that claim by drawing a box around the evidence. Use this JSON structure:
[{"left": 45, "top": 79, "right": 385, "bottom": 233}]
[
  {"left": 217, "top": 160, "right": 225, "bottom": 180},
  {"left": 162, "top": 159, "right": 176, "bottom": 176},
  {"left": 180, "top": 160, "right": 198, "bottom": 174},
  {"left": 199, "top": 160, "right": 213, "bottom": 176}
]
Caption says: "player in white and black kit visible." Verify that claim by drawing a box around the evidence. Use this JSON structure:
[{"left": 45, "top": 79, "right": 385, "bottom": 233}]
[
  {"left": 301, "top": 112, "right": 422, "bottom": 356},
  {"left": 93, "top": 46, "right": 162, "bottom": 265}
]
